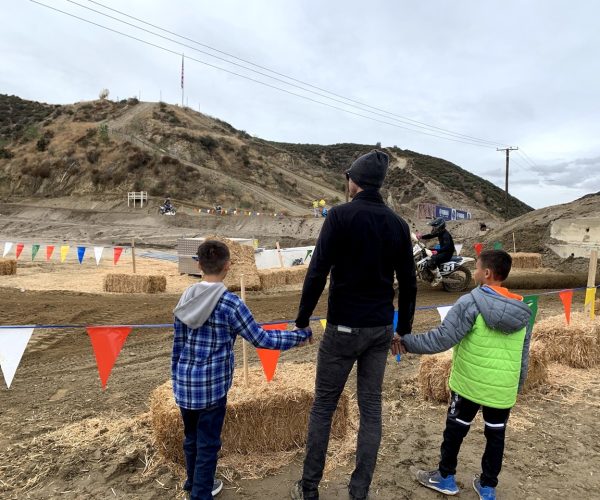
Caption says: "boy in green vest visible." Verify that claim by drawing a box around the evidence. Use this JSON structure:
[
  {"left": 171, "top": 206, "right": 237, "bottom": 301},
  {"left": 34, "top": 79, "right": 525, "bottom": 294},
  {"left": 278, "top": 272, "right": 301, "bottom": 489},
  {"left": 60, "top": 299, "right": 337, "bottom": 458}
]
[{"left": 400, "top": 250, "right": 532, "bottom": 500}]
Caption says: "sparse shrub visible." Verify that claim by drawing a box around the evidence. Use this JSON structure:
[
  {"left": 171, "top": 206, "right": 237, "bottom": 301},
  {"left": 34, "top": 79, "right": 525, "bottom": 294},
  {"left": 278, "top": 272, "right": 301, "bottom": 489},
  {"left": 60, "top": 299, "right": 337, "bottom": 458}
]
[
  {"left": 199, "top": 135, "right": 218, "bottom": 152},
  {"left": 86, "top": 150, "right": 100, "bottom": 164},
  {"left": 31, "top": 163, "right": 51, "bottom": 178},
  {"left": 98, "top": 123, "right": 109, "bottom": 143},
  {"left": 127, "top": 97, "right": 139, "bottom": 105},
  {"left": 0, "top": 147, "right": 14, "bottom": 159}
]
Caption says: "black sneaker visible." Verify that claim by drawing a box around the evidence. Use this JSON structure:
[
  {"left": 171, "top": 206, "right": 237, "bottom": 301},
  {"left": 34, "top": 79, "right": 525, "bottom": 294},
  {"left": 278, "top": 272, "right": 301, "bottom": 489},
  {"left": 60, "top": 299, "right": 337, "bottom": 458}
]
[
  {"left": 290, "top": 480, "right": 304, "bottom": 499},
  {"left": 212, "top": 479, "right": 223, "bottom": 496}
]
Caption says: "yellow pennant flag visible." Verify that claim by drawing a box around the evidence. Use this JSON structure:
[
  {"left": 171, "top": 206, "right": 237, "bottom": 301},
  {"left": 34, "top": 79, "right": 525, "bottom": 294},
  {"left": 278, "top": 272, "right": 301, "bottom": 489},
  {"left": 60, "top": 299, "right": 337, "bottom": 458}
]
[
  {"left": 60, "top": 245, "right": 70, "bottom": 263},
  {"left": 584, "top": 287, "right": 597, "bottom": 319},
  {"left": 320, "top": 319, "right": 327, "bottom": 330}
]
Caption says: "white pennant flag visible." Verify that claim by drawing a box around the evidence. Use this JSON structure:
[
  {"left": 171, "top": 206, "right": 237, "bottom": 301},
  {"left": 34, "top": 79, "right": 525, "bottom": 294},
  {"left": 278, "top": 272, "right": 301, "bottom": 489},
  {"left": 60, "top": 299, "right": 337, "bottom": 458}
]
[
  {"left": 2, "top": 242, "right": 13, "bottom": 258},
  {"left": 437, "top": 306, "right": 453, "bottom": 323},
  {"left": 93, "top": 246, "right": 105, "bottom": 266},
  {"left": 455, "top": 243, "right": 463, "bottom": 256},
  {"left": 0, "top": 327, "right": 34, "bottom": 388}
]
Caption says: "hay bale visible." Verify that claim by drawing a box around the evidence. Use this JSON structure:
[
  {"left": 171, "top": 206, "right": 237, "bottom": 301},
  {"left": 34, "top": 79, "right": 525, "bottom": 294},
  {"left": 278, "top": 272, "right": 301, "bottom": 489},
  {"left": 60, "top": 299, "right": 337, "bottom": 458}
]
[
  {"left": 103, "top": 273, "right": 166, "bottom": 293},
  {"left": 0, "top": 259, "right": 17, "bottom": 276},
  {"left": 150, "top": 363, "right": 349, "bottom": 466},
  {"left": 523, "top": 341, "right": 549, "bottom": 392},
  {"left": 509, "top": 253, "right": 542, "bottom": 269},
  {"left": 204, "top": 236, "right": 261, "bottom": 291},
  {"left": 258, "top": 268, "right": 288, "bottom": 289},
  {"left": 503, "top": 271, "right": 588, "bottom": 290},
  {"left": 285, "top": 265, "right": 308, "bottom": 285},
  {"left": 418, "top": 352, "right": 452, "bottom": 403},
  {"left": 534, "top": 313, "right": 600, "bottom": 368}
]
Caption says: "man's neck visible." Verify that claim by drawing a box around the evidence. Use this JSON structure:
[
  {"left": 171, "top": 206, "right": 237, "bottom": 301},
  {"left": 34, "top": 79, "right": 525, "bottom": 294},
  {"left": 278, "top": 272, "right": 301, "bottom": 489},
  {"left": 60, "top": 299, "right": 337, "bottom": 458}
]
[{"left": 203, "top": 275, "right": 224, "bottom": 283}]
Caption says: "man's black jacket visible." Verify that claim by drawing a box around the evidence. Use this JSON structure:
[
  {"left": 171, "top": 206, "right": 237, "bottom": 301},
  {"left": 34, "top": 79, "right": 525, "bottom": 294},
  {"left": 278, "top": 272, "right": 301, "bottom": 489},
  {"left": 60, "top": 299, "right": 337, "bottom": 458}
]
[
  {"left": 421, "top": 228, "right": 455, "bottom": 256},
  {"left": 295, "top": 190, "right": 417, "bottom": 335}
]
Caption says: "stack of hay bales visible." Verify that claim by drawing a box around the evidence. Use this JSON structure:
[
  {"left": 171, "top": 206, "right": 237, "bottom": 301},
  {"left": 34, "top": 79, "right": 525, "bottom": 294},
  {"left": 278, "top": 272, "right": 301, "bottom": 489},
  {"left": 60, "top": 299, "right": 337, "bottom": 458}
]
[
  {"left": 205, "top": 236, "right": 261, "bottom": 291},
  {"left": 418, "top": 343, "right": 550, "bottom": 403},
  {"left": 0, "top": 259, "right": 17, "bottom": 276},
  {"left": 103, "top": 274, "right": 166, "bottom": 293},
  {"left": 509, "top": 253, "right": 542, "bottom": 269},
  {"left": 258, "top": 265, "right": 308, "bottom": 290},
  {"left": 150, "top": 363, "right": 349, "bottom": 466},
  {"left": 534, "top": 313, "right": 600, "bottom": 368}
]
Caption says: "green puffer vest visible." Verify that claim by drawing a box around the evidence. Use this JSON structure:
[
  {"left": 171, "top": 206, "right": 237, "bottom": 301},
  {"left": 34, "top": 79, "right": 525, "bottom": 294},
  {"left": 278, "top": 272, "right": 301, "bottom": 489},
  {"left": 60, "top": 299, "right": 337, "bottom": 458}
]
[{"left": 448, "top": 314, "right": 526, "bottom": 409}]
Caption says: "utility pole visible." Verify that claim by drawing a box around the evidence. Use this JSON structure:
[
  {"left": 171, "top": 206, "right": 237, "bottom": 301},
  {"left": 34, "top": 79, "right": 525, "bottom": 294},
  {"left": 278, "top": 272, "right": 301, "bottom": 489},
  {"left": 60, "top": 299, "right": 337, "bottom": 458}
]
[
  {"left": 181, "top": 53, "right": 185, "bottom": 107},
  {"left": 497, "top": 146, "right": 518, "bottom": 219}
]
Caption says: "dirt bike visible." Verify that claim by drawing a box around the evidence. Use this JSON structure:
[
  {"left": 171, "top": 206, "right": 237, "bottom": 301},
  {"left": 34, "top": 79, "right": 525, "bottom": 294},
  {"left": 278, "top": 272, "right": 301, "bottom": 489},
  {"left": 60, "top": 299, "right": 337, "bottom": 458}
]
[
  {"left": 159, "top": 204, "right": 176, "bottom": 216},
  {"left": 411, "top": 233, "right": 474, "bottom": 292}
]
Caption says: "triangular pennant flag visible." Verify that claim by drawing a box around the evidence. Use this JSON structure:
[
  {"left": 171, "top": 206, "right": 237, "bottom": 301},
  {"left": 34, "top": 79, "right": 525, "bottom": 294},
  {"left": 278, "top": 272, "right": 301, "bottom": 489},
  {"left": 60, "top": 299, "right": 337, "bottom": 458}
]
[
  {"left": 86, "top": 326, "right": 132, "bottom": 389},
  {"left": 93, "top": 246, "right": 104, "bottom": 266},
  {"left": 584, "top": 287, "right": 597, "bottom": 320},
  {"left": 493, "top": 241, "right": 503, "bottom": 250},
  {"left": 77, "top": 246, "right": 86, "bottom": 264},
  {"left": 523, "top": 295, "right": 539, "bottom": 332},
  {"left": 455, "top": 243, "right": 463, "bottom": 256},
  {"left": 559, "top": 289, "right": 573, "bottom": 325},
  {"left": 474, "top": 243, "right": 483, "bottom": 256},
  {"left": 258, "top": 323, "right": 287, "bottom": 382},
  {"left": 15, "top": 243, "right": 24, "bottom": 260},
  {"left": 60, "top": 245, "right": 70, "bottom": 263},
  {"left": 437, "top": 306, "right": 453, "bottom": 323},
  {"left": 320, "top": 319, "right": 327, "bottom": 330},
  {"left": 256, "top": 348, "right": 281, "bottom": 382},
  {"left": 31, "top": 244, "right": 40, "bottom": 261},
  {"left": 113, "top": 247, "right": 123, "bottom": 266},
  {"left": 0, "top": 327, "right": 34, "bottom": 388},
  {"left": 46, "top": 245, "right": 55, "bottom": 261},
  {"left": 393, "top": 311, "right": 398, "bottom": 331},
  {"left": 2, "top": 242, "right": 13, "bottom": 258}
]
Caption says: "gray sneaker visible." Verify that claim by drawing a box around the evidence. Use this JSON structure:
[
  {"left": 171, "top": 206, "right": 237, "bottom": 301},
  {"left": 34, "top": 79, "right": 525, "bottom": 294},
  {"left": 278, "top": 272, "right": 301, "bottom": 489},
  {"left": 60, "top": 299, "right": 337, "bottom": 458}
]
[
  {"left": 290, "top": 480, "right": 304, "bottom": 499},
  {"left": 212, "top": 479, "right": 223, "bottom": 496}
]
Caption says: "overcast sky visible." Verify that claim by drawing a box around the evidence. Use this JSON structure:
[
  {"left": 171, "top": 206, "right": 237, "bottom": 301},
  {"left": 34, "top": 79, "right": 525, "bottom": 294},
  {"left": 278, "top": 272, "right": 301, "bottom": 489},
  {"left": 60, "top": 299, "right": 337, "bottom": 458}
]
[{"left": 2, "top": 0, "right": 599, "bottom": 209}]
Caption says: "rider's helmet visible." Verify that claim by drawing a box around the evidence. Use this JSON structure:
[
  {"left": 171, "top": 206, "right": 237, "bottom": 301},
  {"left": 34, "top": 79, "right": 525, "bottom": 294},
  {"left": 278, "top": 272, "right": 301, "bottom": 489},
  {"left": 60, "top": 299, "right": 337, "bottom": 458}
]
[{"left": 428, "top": 217, "right": 446, "bottom": 234}]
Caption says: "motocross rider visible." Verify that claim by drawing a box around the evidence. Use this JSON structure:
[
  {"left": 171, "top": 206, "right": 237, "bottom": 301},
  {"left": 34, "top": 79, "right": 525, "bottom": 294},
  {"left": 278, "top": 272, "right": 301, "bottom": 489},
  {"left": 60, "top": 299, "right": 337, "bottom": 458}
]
[
  {"left": 163, "top": 197, "right": 173, "bottom": 212},
  {"left": 419, "top": 217, "right": 455, "bottom": 287}
]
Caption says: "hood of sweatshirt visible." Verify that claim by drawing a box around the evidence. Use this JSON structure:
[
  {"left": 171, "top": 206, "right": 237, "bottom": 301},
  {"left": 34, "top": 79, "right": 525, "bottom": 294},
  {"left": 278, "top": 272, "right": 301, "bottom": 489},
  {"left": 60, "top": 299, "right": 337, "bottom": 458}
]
[
  {"left": 471, "top": 286, "right": 531, "bottom": 334},
  {"left": 173, "top": 282, "right": 227, "bottom": 329}
]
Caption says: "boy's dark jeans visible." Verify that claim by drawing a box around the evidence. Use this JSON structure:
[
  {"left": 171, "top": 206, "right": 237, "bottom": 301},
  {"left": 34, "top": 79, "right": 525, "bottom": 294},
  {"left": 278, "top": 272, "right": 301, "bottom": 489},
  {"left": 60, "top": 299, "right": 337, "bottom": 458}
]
[
  {"left": 439, "top": 392, "right": 511, "bottom": 488},
  {"left": 180, "top": 397, "right": 227, "bottom": 500},
  {"left": 301, "top": 324, "right": 393, "bottom": 499}
]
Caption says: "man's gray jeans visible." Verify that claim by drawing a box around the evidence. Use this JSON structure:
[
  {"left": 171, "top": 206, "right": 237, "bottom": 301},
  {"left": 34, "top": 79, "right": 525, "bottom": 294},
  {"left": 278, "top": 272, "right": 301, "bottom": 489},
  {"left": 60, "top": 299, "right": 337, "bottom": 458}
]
[{"left": 301, "top": 323, "right": 394, "bottom": 499}]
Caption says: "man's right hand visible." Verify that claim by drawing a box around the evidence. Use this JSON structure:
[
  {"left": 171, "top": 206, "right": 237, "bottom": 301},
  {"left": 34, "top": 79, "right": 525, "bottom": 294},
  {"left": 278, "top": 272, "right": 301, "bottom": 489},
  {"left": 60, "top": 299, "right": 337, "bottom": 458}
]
[{"left": 391, "top": 333, "right": 407, "bottom": 355}]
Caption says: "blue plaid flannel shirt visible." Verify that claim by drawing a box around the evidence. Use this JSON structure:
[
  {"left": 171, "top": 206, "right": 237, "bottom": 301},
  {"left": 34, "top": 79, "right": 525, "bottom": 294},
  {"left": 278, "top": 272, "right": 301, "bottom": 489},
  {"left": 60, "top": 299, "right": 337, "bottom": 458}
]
[{"left": 172, "top": 290, "right": 310, "bottom": 409}]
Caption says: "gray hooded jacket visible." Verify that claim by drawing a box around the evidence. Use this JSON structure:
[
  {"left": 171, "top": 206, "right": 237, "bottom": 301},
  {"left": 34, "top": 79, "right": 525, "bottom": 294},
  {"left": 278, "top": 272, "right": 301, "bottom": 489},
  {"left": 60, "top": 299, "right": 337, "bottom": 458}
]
[
  {"left": 402, "top": 286, "right": 533, "bottom": 391},
  {"left": 173, "top": 282, "right": 227, "bottom": 329}
]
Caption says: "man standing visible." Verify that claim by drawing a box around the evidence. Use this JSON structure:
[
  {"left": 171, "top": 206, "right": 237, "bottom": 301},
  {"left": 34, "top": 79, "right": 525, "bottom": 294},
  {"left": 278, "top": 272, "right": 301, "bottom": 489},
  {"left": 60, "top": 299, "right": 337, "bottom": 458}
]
[{"left": 291, "top": 150, "right": 417, "bottom": 500}]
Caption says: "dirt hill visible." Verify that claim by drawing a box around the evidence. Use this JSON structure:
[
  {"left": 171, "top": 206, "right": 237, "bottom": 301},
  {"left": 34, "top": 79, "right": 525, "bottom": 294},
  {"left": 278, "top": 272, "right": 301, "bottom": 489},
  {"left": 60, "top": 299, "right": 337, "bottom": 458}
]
[{"left": 0, "top": 94, "right": 532, "bottom": 219}]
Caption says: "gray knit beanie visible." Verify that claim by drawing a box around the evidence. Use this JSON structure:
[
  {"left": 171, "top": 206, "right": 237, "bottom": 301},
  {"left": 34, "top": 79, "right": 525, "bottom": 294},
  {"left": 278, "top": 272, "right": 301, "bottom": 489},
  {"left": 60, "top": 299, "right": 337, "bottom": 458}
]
[{"left": 345, "top": 150, "right": 389, "bottom": 189}]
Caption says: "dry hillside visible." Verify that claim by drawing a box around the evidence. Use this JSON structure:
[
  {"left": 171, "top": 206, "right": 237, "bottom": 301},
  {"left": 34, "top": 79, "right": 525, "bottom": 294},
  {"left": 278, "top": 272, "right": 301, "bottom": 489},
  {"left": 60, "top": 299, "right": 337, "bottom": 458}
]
[{"left": 0, "top": 94, "right": 532, "bottom": 219}]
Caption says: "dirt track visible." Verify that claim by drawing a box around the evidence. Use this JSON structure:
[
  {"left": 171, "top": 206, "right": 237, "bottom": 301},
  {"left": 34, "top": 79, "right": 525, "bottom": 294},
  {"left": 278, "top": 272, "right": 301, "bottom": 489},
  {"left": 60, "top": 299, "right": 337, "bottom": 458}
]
[{"left": 1, "top": 285, "right": 599, "bottom": 499}]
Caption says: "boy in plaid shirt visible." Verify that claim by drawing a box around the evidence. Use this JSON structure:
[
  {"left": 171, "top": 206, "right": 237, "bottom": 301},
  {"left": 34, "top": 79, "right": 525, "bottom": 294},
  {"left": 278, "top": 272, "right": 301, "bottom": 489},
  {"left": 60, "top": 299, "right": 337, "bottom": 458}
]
[{"left": 172, "top": 240, "right": 312, "bottom": 500}]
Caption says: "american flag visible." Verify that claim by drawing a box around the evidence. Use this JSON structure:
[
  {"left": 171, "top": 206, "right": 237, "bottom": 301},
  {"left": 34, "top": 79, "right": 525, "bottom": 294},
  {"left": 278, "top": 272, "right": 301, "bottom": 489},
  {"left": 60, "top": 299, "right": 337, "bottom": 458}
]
[{"left": 181, "top": 54, "right": 184, "bottom": 89}]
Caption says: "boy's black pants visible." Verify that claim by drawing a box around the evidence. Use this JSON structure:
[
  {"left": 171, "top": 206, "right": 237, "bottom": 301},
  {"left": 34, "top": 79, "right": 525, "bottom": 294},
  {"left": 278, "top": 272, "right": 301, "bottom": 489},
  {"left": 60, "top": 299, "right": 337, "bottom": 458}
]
[{"left": 439, "top": 392, "right": 511, "bottom": 488}]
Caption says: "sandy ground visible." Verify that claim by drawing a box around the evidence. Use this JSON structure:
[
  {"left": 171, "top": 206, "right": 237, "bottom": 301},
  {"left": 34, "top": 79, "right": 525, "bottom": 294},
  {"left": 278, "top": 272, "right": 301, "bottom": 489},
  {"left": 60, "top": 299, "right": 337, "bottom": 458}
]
[{"left": 0, "top": 271, "right": 598, "bottom": 499}]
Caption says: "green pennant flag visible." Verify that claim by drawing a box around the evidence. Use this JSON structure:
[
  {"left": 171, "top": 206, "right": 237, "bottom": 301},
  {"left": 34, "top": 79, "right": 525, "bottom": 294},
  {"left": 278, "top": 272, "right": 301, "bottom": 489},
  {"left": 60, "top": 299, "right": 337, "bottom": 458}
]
[
  {"left": 493, "top": 241, "right": 503, "bottom": 250},
  {"left": 523, "top": 295, "right": 539, "bottom": 332},
  {"left": 31, "top": 244, "right": 40, "bottom": 261}
]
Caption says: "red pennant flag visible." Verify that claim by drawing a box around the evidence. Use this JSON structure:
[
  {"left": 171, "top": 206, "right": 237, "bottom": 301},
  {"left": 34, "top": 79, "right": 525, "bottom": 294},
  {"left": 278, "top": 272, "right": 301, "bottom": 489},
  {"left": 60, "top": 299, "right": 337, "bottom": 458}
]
[
  {"left": 15, "top": 243, "right": 24, "bottom": 259},
  {"left": 559, "top": 289, "right": 573, "bottom": 325},
  {"left": 257, "top": 323, "right": 288, "bottom": 382},
  {"left": 474, "top": 243, "right": 483, "bottom": 256},
  {"left": 86, "top": 326, "right": 132, "bottom": 389},
  {"left": 46, "top": 245, "right": 55, "bottom": 261},
  {"left": 113, "top": 247, "right": 123, "bottom": 265}
]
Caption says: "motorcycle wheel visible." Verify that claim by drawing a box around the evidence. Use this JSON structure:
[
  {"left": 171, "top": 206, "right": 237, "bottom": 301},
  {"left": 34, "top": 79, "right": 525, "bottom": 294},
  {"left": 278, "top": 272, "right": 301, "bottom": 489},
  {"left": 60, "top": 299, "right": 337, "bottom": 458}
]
[{"left": 442, "top": 266, "right": 472, "bottom": 292}]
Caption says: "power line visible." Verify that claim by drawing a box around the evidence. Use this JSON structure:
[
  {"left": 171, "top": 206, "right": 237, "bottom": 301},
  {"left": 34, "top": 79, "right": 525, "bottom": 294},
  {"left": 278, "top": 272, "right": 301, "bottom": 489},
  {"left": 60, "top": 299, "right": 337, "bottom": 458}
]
[
  {"left": 518, "top": 149, "right": 539, "bottom": 168},
  {"left": 83, "top": 0, "right": 508, "bottom": 148},
  {"left": 30, "top": 1, "right": 499, "bottom": 148}
]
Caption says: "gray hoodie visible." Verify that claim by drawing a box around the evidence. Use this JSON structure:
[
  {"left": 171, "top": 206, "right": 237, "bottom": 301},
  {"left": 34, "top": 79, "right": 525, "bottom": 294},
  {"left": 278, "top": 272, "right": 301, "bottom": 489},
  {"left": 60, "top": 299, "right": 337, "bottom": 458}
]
[
  {"left": 173, "top": 282, "right": 227, "bottom": 329},
  {"left": 402, "top": 286, "right": 533, "bottom": 391}
]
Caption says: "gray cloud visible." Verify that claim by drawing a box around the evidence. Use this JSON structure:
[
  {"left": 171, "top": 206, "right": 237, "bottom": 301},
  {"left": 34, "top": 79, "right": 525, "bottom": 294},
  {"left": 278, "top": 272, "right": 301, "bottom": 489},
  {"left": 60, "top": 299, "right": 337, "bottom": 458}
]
[{"left": 1, "top": 0, "right": 599, "bottom": 209}]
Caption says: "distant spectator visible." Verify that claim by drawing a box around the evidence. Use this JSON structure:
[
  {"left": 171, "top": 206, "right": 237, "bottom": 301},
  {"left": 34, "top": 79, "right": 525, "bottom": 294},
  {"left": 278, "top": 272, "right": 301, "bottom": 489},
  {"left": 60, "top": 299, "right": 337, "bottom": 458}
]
[{"left": 312, "top": 200, "right": 319, "bottom": 218}]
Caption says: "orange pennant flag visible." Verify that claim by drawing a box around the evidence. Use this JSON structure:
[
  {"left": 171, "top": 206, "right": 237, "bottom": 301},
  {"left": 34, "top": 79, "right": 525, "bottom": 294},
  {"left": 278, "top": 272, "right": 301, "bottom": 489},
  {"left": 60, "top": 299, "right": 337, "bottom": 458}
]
[
  {"left": 86, "top": 326, "right": 132, "bottom": 389},
  {"left": 46, "top": 245, "right": 55, "bottom": 261},
  {"left": 258, "top": 322, "right": 288, "bottom": 382},
  {"left": 15, "top": 243, "right": 24, "bottom": 259},
  {"left": 113, "top": 247, "right": 123, "bottom": 265},
  {"left": 559, "top": 289, "right": 573, "bottom": 325}
]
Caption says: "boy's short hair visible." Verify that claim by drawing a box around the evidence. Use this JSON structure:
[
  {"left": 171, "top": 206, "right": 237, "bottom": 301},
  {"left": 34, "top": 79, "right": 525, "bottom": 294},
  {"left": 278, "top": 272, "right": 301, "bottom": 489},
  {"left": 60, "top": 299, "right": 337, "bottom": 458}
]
[
  {"left": 478, "top": 249, "right": 512, "bottom": 281},
  {"left": 197, "top": 240, "right": 230, "bottom": 275}
]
